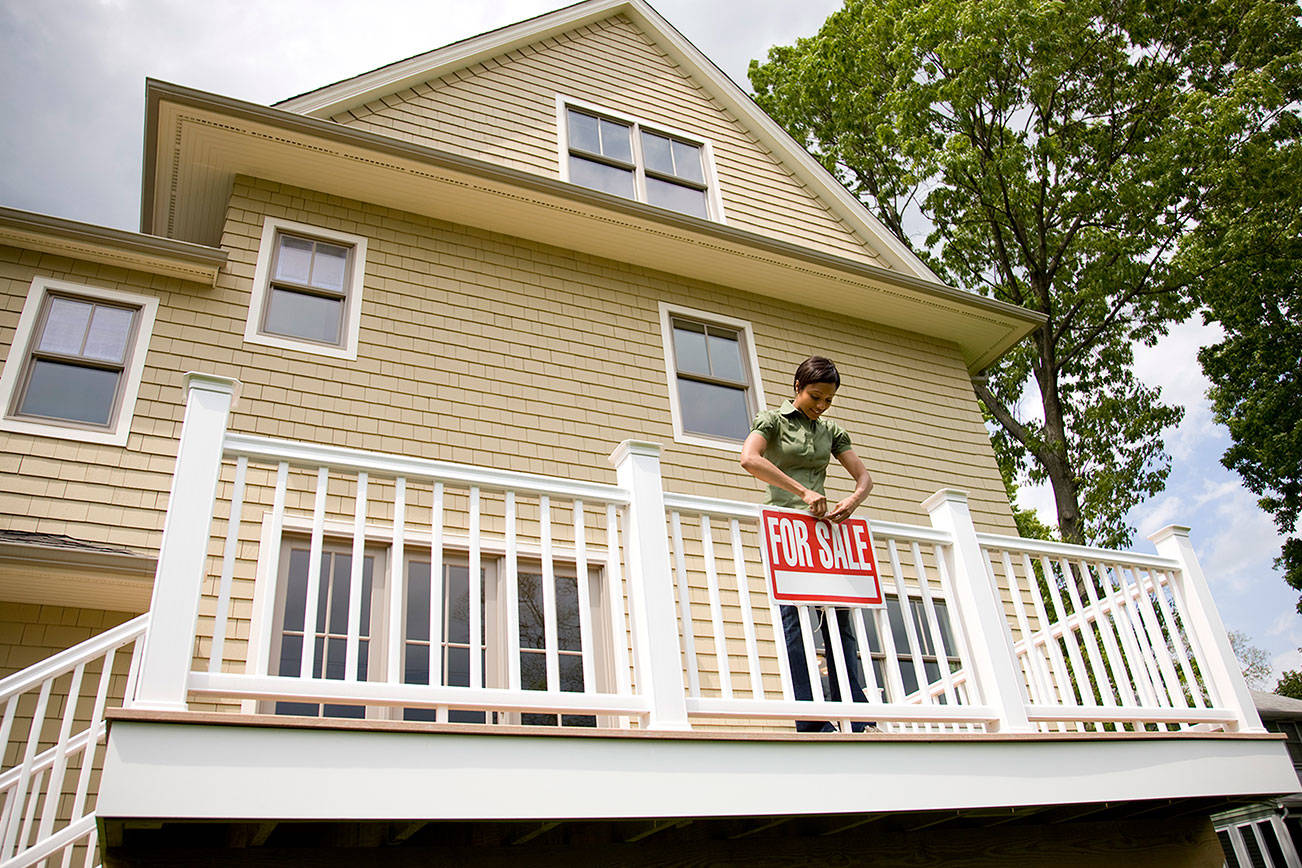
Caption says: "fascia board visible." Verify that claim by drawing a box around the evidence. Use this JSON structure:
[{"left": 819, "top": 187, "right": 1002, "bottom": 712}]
[
  {"left": 0, "top": 206, "right": 226, "bottom": 285},
  {"left": 275, "top": 0, "right": 629, "bottom": 116}
]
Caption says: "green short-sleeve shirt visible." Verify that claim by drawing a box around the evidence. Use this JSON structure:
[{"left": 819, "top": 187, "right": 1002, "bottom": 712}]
[{"left": 751, "top": 399, "right": 852, "bottom": 509}]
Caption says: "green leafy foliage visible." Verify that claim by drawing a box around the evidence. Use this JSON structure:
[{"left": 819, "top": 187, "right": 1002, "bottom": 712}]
[
  {"left": 1182, "top": 125, "right": 1302, "bottom": 607},
  {"left": 750, "top": 0, "right": 1301, "bottom": 547},
  {"left": 1276, "top": 664, "right": 1302, "bottom": 701}
]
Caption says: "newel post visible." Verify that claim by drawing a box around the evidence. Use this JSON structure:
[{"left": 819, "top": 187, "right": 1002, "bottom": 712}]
[
  {"left": 1149, "top": 525, "right": 1264, "bottom": 732},
  {"left": 923, "top": 489, "right": 1033, "bottom": 732},
  {"left": 133, "top": 373, "right": 241, "bottom": 711},
  {"left": 609, "top": 440, "right": 690, "bottom": 731}
]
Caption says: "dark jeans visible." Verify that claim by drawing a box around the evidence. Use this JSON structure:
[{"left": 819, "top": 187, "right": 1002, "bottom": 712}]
[{"left": 781, "top": 604, "right": 871, "bottom": 732}]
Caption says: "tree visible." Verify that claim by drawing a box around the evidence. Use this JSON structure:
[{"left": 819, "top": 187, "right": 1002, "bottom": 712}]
[
  {"left": 750, "top": 0, "right": 1301, "bottom": 547},
  {"left": 1277, "top": 662, "right": 1302, "bottom": 701},
  {"left": 1181, "top": 128, "right": 1302, "bottom": 606},
  {"left": 1228, "top": 629, "right": 1272, "bottom": 690}
]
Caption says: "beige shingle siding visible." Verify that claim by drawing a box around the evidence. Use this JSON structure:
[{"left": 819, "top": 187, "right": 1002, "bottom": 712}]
[
  {"left": 0, "top": 176, "right": 1013, "bottom": 565},
  {"left": 328, "top": 15, "right": 887, "bottom": 269},
  {"left": 214, "top": 175, "right": 1012, "bottom": 532},
  {"left": 0, "top": 247, "right": 187, "bottom": 551}
]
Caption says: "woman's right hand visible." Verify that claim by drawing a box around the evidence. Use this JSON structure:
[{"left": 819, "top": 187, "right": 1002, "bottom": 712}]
[{"left": 801, "top": 488, "right": 828, "bottom": 516}]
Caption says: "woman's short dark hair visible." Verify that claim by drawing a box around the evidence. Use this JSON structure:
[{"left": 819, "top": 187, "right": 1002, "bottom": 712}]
[{"left": 794, "top": 356, "right": 840, "bottom": 392}]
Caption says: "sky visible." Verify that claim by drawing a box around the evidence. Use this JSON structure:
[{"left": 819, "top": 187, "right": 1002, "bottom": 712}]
[{"left": 1, "top": 0, "right": 1296, "bottom": 684}]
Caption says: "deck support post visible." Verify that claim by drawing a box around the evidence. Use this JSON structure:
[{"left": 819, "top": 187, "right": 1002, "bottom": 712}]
[
  {"left": 923, "top": 489, "right": 1034, "bottom": 732},
  {"left": 610, "top": 440, "right": 690, "bottom": 731},
  {"left": 1150, "top": 525, "right": 1264, "bottom": 733},
  {"left": 133, "top": 373, "right": 240, "bottom": 711}
]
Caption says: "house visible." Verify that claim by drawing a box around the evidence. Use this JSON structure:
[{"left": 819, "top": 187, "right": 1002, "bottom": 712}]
[
  {"left": 0, "top": 0, "right": 1294, "bottom": 865},
  {"left": 1213, "top": 691, "right": 1302, "bottom": 866}
]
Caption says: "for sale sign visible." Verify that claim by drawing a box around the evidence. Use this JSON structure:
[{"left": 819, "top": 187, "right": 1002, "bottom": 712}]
[{"left": 759, "top": 507, "right": 884, "bottom": 607}]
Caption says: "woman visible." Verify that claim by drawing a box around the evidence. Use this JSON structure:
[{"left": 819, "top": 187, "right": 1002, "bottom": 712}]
[{"left": 740, "top": 356, "right": 875, "bottom": 732}]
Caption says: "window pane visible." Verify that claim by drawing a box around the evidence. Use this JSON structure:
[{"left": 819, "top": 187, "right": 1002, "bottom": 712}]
[
  {"left": 672, "top": 320, "right": 709, "bottom": 376},
  {"left": 324, "top": 636, "right": 347, "bottom": 680},
  {"left": 310, "top": 243, "right": 348, "bottom": 293},
  {"left": 521, "top": 649, "right": 547, "bottom": 691},
  {"left": 283, "top": 548, "right": 310, "bottom": 632},
  {"left": 518, "top": 573, "right": 545, "bottom": 651},
  {"left": 406, "top": 561, "right": 430, "bottom": 641},
  {"left": 404, "top": 642, "right": 429, "bottom": 685},
  {"left": 706, "top": 328, "right": 744, "bottom": 383},
  {"left": 264, "top": 287, "right": 343, "bottom": 345},
  {"left": 559, "top": 652, "right": 584, "bottom": 692},
  {"left": 646, "top": 176, "right": 708, "bottom": 218},
  {"left": 327, "top": 553, "right": 351, "bottom": 634},
  {"left": 556, "top": 576, "right": 582, "bottom": 652},
  {"left": 568, "top": 110, "right": 600, "bottom": 154},
  {"left": 445, "top": 565, "right": 470, "bottom": 645},
  {"left": 19, "top": 360, "right": 118, "bottom": 425},
  {"left": 83, "top": 305, "right": 134, "bottom": 364},
  {"left": 677, "top": 378, "right": 750, "bottom": 440},
  {"left": 598, "top": 117, "right": 632, "bottom": 162},
  {"left": 37, "top": 298, "right": 92, "bottom": 356},
  {"left": 274, "top": 235, "right": 314, "bottom": 284},
  {"left": 568, "top": 155, "right": 635, "bottom": 199},
  {"left": 671, "top": 139, "right": 705, "bottom": 184},
  {"left": 641, "top": 131, "right": 673, "bottom": 176},
  {"left": 277, "top": 634, "right": 303, "bottom": 678}
]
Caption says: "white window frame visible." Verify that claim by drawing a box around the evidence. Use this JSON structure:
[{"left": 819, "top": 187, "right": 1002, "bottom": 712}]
[
  {"left": 556, "top": 96, "right": 727, "bottom": 223},
  {"left": 657, "top": 301, "right": 766, "bottom": 452},
  {"left": 0, "top": 277, "right": 158, "bottom": 446},
  {"left": 244, "top": 217, "right": 368, "bottom": 360}
]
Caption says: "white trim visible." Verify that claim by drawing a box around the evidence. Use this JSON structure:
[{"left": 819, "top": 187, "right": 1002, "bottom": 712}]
[
  {"left": 243, "top": 217, "right": 368, "bottom": 361},
  {"left": 557, "top": 95, "right": 725, "bottom": 223},
  {"left": 0, "top": 277, "right": 158, "bottom": 446},
  {"left": 656, "top": 301, "right": 765, "bottom": 452},
  {"left": 100, "top": 720, "right": 1300, "bottom": 821}
]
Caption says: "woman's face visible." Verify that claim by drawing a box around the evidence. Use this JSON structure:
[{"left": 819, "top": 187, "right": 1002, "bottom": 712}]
[{"left": 793, "top": 381, "right": 838, "bottom": 421}]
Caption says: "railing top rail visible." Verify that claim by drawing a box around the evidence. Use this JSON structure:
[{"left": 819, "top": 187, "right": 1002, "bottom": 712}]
[
  {"left": 0, "top": 612, "right": 149, "bottom": 701},
  {"left": 974, "top": 530, "right": 1182, "bottom": 571},
  {"left": 662, "top": 492, "right": 954, "bottom": 545},
  {"left": 223, "top": 432, "right": 631, "bottom": 505}
]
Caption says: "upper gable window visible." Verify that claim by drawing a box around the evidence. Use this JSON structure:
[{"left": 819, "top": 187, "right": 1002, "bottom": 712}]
[
  {"left": 245, "top": 218, "right": 368, "bottom": 360},
  {"left": 0, "top": 277, "right": 158, "bottom": 447},
  {"left": 561, "top": 103, "right": 721, "bottom": 221}
]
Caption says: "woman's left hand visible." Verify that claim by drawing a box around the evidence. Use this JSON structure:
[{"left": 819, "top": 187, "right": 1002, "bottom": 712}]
[{"left": 826, "top": 497, "right": 859, "bottom": 523}]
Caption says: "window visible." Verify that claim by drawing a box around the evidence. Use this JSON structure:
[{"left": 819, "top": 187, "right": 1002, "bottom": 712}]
[
  {"left": 0, "top": 278, "right": 157, "bottom": 446},
  {"left": 561, "top": 102, "right": 721, "bottom": 221},
  {"left": 402, "top": 555, "right": 609, "bottom": 727},
  {"left": 269, "top": 539, "right": 388, "bottom": 719},
  {"left": 245, "top": 218, "right": 367, "bottom": 360},
  {"left": 658, "top": 302, "right": 765, "bottom": 449},
  {"left": 266, "top": 533, "right": 611, "bottom": 726}
]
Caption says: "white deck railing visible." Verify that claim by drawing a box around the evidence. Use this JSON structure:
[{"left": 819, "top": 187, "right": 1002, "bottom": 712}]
[
  {"left": 0, "top": 614, "right": 146, "bottom": 868},
  {"left": 125, "top": 374, "right": 1262, "bottom": 736}
]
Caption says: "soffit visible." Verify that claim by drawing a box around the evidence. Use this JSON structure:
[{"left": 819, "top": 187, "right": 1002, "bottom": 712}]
[{"left": 144, "top": 82, "right": 1043, "bottom": 373}]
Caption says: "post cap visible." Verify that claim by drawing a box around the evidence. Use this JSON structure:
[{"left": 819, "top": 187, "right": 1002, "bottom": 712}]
[
  {"left": 183, "top": 372, "right": 241, "bottom": 407},
  {"left": 1148, "top": 524, "right": 1192, "bottom": 546},
  {"left": 609, "top": 439, "right": 663, "bottom": 467},
  {"left": 921, "top": 488, "right": 970, "bottom": 513}
]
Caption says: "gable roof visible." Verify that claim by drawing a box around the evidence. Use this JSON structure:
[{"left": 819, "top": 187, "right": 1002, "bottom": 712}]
[{"left": 275, "top": 0, "right": 938, "bottom": 283}]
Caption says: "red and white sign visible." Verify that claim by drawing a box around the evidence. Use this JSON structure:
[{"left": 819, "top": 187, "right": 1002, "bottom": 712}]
[{"left": 759, "top": 507, "right": 884, "bottom": 607}]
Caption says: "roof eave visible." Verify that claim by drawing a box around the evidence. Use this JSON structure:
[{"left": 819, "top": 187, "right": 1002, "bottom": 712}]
[
  {"left": 144, "top": 80, "right": 1043, "bottom": 373},
  {"left": 0, "top": 206, "right": 226, "bottom": 286}
]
